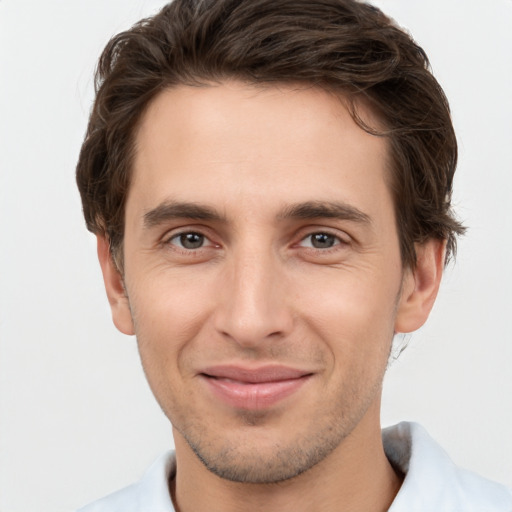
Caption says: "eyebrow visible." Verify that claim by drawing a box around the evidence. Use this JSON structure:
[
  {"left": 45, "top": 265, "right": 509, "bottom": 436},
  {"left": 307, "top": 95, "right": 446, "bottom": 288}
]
[
  {"left": 278, "top": 200, "right": 372, "bottom": 225},
  {"left": 143, "top": 199, "right": 371, "bottom": 229},
  {"left": 143, "top": 201, "right": 226, "bottom": 228}
]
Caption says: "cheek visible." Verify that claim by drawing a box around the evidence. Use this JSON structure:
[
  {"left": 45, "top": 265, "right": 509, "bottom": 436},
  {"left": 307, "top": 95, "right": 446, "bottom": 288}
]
[
  {"left": 129, "top": 262, "right": 215, "bottom": 322},
  {"left": 126, "top": 270, "right": 216, "bottom": 374},
  {"left": 298, "top": 267, "right": 400, "bottom": 366}
]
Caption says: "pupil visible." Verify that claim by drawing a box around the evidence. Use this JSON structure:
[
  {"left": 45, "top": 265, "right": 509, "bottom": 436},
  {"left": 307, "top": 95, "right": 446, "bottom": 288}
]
[
  {"left": 312, "top": 233, "right": 335, "bottom": 249},
  {"left": 180, "top": 233, "right": 203, "bottom": 249}
]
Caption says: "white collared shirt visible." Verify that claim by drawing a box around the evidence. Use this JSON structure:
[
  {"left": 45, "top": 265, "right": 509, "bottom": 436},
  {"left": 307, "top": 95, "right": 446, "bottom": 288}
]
[{"left": 76, "top": 422, "right": 512, "bottom": 512}]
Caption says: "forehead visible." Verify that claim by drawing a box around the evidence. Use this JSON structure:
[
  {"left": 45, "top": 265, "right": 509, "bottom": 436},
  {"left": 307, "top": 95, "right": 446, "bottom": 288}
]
[{"left": 129, "top": 81, "right": 391, "bottom": 225}]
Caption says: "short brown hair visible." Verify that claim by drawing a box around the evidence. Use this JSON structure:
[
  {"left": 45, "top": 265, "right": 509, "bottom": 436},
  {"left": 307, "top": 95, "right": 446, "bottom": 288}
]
[{"left": 76, "top": 0, "right": 465, "bottom": 269}]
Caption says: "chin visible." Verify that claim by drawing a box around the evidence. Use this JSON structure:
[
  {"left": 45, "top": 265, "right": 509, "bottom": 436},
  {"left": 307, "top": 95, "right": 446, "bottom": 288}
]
[{"left": 177, "top": 417, "right": 348, "bottom": 484}]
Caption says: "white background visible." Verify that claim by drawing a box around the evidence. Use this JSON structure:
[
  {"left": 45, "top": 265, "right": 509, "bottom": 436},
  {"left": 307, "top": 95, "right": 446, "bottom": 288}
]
[{"left": 1, "top": 1, "right": 511, "bottom": 511}]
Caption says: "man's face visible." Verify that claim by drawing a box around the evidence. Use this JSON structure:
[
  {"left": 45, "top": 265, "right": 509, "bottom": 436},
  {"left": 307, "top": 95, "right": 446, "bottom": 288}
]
[{"left": 101, "top": 82, "right": 435, "bottom": 483}]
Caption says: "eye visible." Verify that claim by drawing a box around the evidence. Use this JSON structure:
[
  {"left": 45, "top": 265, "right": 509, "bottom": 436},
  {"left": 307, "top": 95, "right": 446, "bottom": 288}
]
[
  {"left": 299, "top": 232, "right": 342, "bottom": 249},
  {"left": 168, "top": 232, "right": 210, "bottom": 250}
]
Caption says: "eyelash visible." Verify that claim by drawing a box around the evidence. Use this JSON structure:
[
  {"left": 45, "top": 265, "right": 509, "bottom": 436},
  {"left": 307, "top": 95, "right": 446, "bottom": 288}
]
[
  {"left": 297, "top": 232, "right": 348, "bottom": 251},
  {"left": 162, "top": 229, "right": 349, "bottom": 255},
  {"left": 164, "top": 231, "right": 216, "bottom": 251}
]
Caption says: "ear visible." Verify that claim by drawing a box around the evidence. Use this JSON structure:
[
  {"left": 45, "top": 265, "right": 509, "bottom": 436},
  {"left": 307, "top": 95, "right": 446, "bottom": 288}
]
[
  {"left": 96, "top": 236, "right": 135, "bottom": 335},
  {"left": 394, "top": 239, "right": 445, "bottom": 334}
]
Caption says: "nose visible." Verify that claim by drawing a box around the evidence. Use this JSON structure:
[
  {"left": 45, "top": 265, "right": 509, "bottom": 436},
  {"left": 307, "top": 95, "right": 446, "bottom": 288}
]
[{"left": 213, "top": 246, "right": 294, "bottom": 348}]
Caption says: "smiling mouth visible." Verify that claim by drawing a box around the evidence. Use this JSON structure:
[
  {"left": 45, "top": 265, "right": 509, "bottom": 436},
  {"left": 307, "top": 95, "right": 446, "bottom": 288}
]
[{"left": 199, "top": 365, "right": 314, "bottom": 410}]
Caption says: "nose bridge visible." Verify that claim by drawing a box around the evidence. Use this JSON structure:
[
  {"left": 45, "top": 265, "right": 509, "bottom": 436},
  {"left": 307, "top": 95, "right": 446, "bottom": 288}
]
[{"left": 214, "top": 238, "right": 291, "bottom": 346}]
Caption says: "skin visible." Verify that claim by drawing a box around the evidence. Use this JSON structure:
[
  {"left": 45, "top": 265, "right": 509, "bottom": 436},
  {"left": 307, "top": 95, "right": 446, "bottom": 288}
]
[{"left": 98, "top": 81, "right": 444, "bottom": 512}]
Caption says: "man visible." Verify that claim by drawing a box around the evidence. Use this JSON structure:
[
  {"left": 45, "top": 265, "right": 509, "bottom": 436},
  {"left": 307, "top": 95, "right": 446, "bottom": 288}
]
[{"left": 75, "top": 0, "right": 512, "bottom": 510}]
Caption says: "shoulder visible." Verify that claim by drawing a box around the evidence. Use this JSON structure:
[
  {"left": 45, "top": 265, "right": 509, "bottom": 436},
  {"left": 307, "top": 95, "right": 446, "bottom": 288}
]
[
  {"left": 75, "top": 451, "right": 176, "bottom": 512},
  {"left": 384, "top": 422, "right": 512, "bottom": 511}
]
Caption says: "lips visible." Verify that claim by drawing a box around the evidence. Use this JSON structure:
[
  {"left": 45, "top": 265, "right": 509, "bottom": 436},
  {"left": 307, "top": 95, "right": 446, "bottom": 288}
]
[{"left": 199, "top": 365, "right": 313, "bottom": 410}]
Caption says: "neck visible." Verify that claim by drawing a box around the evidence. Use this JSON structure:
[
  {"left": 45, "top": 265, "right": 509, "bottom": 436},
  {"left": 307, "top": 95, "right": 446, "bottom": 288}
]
[{"left": 170, "top": 407, "right": 403, "bottom": 512}]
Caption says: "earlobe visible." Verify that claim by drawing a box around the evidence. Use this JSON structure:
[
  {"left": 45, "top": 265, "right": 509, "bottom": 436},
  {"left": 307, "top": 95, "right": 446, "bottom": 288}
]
[
  {"left": 96, "top": 236, "right": 135, "bottom": 336},
  {"left": 394, "top": 239, "right": 446, "bottom": 334}
]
